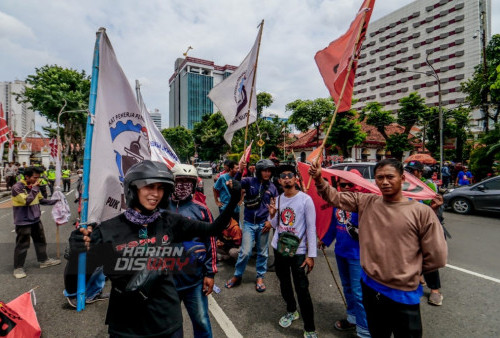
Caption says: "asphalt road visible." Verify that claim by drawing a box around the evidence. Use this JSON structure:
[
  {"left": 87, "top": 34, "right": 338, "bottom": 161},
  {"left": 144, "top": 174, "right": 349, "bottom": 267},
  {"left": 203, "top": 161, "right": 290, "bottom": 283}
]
[{"left": 0, "top": 177, "right": 499, "bottom": 337}]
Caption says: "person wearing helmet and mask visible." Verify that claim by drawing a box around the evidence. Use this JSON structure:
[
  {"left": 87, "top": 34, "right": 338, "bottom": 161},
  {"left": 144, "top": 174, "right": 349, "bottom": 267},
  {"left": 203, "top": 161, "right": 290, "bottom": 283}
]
[
  {"left": 167, "top": 164, "right": 217, "bottom": 338},
  {"left": 225, "top": 159, "right": 278, "bottom": 292},
  {"left": 68, "top": 160, "right": 241, "bottom": 337}
]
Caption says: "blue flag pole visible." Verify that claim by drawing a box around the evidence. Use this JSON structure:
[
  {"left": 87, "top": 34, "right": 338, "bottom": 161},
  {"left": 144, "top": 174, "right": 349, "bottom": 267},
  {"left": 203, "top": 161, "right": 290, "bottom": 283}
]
[{"left": 76, "top": 27, "right": 104, "bottom": 312}]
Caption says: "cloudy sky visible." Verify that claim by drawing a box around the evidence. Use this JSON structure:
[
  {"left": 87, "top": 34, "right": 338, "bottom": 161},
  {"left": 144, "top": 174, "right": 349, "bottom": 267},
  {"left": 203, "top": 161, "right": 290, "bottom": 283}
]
[{"left": 1, "top": 0, "right": 498, "bottom": 131}]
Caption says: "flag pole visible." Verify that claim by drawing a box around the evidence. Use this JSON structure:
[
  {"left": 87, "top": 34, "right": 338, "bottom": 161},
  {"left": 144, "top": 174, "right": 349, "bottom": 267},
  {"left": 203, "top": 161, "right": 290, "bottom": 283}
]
[
  {"left": 76, "top": 27, "right": 104, "bottom": 312},
  {"left": 243, "top": 20, "right": 264, "bottom": 149},
  {"left": 305, "top": 10, "right": 369, "bottom": 192},
  {"left": 292, "top": 152, "right": 347, "bottom": 307}
]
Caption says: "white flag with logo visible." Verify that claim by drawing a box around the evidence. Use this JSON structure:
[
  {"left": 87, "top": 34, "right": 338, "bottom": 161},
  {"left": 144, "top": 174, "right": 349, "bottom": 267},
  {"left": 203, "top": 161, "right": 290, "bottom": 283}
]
[
  {"left": 208, "top": 24, "right": 262, "bottom": 145},
  {"left": 88, "top": 29, "right": 151, "bottom": 223},
  {"left": 136, "top": 85, "right": 180, "bottom": 169}
]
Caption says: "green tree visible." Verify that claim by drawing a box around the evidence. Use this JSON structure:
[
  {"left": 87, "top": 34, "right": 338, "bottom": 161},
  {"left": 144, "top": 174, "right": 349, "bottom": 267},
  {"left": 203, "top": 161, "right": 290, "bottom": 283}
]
[
  {"left": 470, "top": 124, "right": 500, "bottom": 180},
  {"left": 192, "top": 112, "right": 230, "bottom": 161},
  {"left": 462, "top": 34, "right": 500, "bottom": 127},
  {"left": 286, "top": 98, "right": 335, "bottom": 146},
  {"left": 161, "top": 126, "right": 194, "bottom": 162},
  {"left": 17, "top": 65, "right": 90, "bottom": 159},
  {"left": 325, "top": 110, "right": 366, "bottom": 157},
  {"left": 257, "top": 92, "right": 274, "bottom": 119},
  {"left": 360, "top": 93, "right": 426, "bottom": 161}
]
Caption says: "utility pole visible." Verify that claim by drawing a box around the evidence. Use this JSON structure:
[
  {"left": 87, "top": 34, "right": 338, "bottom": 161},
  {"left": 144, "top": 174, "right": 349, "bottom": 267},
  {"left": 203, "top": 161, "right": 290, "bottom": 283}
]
[{"left": 480, "top": 0, "right": 489, "bottom": 132}]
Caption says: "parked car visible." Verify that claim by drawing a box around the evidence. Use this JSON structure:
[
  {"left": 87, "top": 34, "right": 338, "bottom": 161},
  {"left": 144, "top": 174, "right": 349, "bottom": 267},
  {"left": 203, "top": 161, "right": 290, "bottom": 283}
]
[
  {"left": 443, "top": 176, "right": 500, "bottom": 214},
  {"left": 328, "top": 162, "right": 376, "bottom": 181},
  {"left": 196, "top": 162, "right": 213, "bottom": 178}
]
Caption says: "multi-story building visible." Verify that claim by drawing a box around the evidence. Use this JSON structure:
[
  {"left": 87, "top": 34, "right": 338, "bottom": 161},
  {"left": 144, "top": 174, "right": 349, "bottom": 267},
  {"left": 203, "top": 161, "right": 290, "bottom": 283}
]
[
  {"left": 353, "top": 0, "right": 491, "bottom": 131},
  {"left": 149, "top": 108, "right": 162, "bottom": 130},
  {"left": 169, "top": 57, "right": 236, "bottom": 130},
  {"left": 0, "top": 80, "right": 35, "bottom": 137}
]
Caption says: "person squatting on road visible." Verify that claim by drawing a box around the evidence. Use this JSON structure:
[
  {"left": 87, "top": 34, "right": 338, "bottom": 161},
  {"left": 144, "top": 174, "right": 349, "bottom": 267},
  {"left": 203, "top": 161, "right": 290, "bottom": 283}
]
[
  {"left": 68, "top": 160, "right": 241, "bottom": 337},
  {"left": 225, "top": 159, "right": 278, "bottom": 292},
  {"left": 12, "top": 166, "right": 61, "bottom": 279},
  {"left": 309, "top": 158, "right": 447, "bottom": 338},
  {"left": 320, "top": 169, "right": 370, "bottom": 338},
  {"left": 167, "top": 164, "right": 217, "bottom": 338},
  {"left": 268, "top": 163, "right": 318, "bottom": 338}
]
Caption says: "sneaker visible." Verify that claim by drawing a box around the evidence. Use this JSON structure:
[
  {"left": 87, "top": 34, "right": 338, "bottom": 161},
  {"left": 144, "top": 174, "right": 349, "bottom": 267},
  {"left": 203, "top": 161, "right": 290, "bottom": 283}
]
[
  {"left": 86, "top": 291, "right": 110, "bottom": 304},
  {"left": 66, "top": 296, "right": 77, "bottom": 308},
  {"left": 279, "top": 311, "right": 299, "bottom": 328},
  {"left": 304, "top": 331, "right": 318, "bottom": 338},
  {"left": 40, "top": 258, "right": 61, "bottom": 268},
  {"left": 13, "top": 268, "right": 27, "bottom": 279},
  {"left": 428, "top": 292, "right": 443, "bottom": 306}
]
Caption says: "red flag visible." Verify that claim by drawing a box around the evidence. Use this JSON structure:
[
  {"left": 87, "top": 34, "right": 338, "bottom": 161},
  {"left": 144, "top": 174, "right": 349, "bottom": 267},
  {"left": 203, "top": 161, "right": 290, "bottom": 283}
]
[
  {"left": 239, "top": 141, "right": 253, "bottom": 177},
  {"left": 297, "top": 162, "right": 437, "bottom": 241},
  {"left": 0, "top": 291, "right": 41, "bottom": 337},
  {"left": 315, "top": 0, "right": 375, "bottom": 112},
  {"left": 306, "top": 147, "right": 324, "bottom": 164},
  {"left": 49, "top": 138, "right": 58, "bottom": 159},
  {"left": 0, "top": 103, "right": 9, "bottom": 144}
]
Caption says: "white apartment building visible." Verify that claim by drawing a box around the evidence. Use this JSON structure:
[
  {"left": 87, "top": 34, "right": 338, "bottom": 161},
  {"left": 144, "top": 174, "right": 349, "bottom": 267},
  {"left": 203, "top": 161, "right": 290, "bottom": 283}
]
[
  {"left": 353, "top": 0, "right": 492, "bottom": 131},
  {"left": 0, "top": 80, "right": 35, "bottom": 137}
]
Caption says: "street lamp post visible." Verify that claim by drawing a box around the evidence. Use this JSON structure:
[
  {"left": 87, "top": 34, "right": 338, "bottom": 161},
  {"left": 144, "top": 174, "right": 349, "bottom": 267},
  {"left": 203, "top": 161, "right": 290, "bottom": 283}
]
[
  {"left": 395, "top": 52, "right": 443, "bottom": 180},
  {"left": 57, "top": 103, "right": 89, "bottom": 187}
]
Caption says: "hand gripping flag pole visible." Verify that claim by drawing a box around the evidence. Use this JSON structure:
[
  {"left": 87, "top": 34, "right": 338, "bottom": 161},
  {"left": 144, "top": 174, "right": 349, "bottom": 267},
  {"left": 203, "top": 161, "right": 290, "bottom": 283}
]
[
  {"left": 306, "top": 0, "right": 375, "bottom": 192},
  {"left": 76, "top": 27, "right": 103, "bottom": 312}
]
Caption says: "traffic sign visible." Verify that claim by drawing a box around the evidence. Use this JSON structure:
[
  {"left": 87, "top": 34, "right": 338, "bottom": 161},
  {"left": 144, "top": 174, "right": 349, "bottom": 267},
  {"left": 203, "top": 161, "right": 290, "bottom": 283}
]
[{"left": 257, "top": 139, "right": 265, "bottom": 147}]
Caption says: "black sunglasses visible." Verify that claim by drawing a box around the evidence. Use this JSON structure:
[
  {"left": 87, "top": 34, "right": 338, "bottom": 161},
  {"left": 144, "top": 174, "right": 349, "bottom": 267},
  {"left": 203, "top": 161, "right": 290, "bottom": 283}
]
[
  {"left": 339, "top": 183, "right": 354, "bottom": 188},
  {"left": 279, "top": 172, "right": 295, "bottom": 179}
]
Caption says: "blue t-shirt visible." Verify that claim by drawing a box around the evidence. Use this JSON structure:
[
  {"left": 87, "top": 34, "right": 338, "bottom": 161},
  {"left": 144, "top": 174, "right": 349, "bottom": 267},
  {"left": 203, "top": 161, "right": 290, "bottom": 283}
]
[
  {"left": 323, "top": 208, "right": 360, "bottom": 260},
  {"left": 214, "top": 173, "right": 240, "bottom": 213},
  {"left": 241, "top": 177, "right": 278, "bottom": 224},
  {"left": 457, "top": 171, "right": 472, "bottom": 185},
  {"left": 361, "top": 270, "right": 423, "bottom": 305}
]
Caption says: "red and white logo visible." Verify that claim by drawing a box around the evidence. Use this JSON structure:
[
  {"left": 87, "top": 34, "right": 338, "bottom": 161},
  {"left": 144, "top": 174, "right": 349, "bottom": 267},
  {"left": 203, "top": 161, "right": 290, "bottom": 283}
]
[{"left": 280, "top": 208, "right": 296, "bottom": 227}]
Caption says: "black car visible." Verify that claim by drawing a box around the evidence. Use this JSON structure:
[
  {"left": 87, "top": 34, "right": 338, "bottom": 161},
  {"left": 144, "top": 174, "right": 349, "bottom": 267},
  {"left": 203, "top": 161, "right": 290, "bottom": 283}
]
[{"left": 443, "top": 176, "right": 500, "bottom": 214}]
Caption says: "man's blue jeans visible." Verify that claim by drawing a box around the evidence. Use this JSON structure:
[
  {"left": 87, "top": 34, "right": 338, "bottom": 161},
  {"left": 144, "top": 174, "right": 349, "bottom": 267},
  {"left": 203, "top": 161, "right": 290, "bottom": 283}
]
[
  {"left": 178, "top": 282, "right": 212, "bottom": 338},
  {"left": 336, "top": 254, "right": 370, "bottom": 338},
  {"left": 234, "top": 221, "right": 270, "bottom": 279}
]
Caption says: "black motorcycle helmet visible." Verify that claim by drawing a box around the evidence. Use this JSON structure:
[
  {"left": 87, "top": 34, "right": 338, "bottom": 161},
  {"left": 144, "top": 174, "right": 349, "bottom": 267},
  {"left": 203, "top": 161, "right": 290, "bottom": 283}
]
[
  {"left": 124, "top": 160, "right": 174, "bottom": 210},
  {"left": 255, "top": 159, "right": 275, "bottom": 179},
  {"left": 405, "top": 160, "right": 424, "bottom": 173}
]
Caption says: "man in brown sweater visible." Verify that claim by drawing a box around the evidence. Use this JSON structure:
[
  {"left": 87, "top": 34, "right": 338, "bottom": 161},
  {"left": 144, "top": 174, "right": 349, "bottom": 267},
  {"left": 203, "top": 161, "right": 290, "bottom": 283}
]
[{"left": 309, "top": 158, "right": 447, "bottom": 338}]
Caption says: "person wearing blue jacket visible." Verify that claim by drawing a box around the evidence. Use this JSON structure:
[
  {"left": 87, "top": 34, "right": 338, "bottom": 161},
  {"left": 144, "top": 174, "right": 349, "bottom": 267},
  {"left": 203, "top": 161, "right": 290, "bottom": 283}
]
[
  {"left": 168, "top": 164, "right": 217, "bottom": 338},
  {"left": 225, "top": 159, "right": 278, "bottom": 292},
  {"left": 321, "top": 169, "right": 370, "bottom": 338}
]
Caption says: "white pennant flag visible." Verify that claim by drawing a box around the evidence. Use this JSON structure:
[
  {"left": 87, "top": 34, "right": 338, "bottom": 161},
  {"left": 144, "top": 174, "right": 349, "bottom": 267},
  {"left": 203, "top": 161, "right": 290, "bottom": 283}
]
[
  {"left": 88, "top": 29, "right": 151, "bottom": 223},
  {"left": 136, "top": 84, "right": 180, "bottom": 169},
  {"left": 8, "top": 131, "right": 14, "bottom": 162},
  {"left": 208, "top": 23, "right": 263, "bottom": 145}
]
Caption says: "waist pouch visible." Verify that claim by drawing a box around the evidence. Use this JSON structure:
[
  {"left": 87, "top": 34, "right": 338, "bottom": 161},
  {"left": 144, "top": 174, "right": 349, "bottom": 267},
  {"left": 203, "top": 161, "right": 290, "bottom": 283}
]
[
  {"left": 125, "top": 261, "right": 165, "bottom": 301},
  {"left": 277, "top": 232, "right": 301, "bottom": 258}
]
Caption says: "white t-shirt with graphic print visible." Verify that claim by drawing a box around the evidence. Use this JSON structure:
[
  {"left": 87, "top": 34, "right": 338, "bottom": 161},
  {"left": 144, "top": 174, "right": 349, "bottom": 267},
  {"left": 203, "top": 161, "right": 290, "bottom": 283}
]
[{"left": 270, "top": 191, "right": 317, "bottom": 257}]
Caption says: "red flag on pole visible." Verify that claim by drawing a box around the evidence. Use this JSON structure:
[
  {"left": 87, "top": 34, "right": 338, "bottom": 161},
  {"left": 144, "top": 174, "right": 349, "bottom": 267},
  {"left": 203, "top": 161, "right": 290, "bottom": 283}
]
[
  {"left": 239, "top": 141, "right": 253, "bottom": 177},
  {"left": 297, "top": 162, "right": 437, "bottom": 241},
  {"left": 0, "top": 291, "right": 41, "bottom": 337},
  {"left": 0, "top": 103, "right": 9, "bottom": 144},
  {"left": 306, "top": 147, "right": 324, "bottom": 164},
  {"left": 314, "top": 0, "right": 375, "bottom": 112}
]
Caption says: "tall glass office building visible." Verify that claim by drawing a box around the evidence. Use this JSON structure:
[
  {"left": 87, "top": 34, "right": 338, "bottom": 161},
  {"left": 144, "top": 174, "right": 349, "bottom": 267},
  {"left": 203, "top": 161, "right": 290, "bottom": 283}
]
[{"left": 169, "top": 57, "right": 236, "bottom": 130}]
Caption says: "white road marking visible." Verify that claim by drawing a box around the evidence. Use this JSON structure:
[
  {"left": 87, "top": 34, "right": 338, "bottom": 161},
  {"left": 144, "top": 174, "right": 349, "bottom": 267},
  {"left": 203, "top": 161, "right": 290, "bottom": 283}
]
[
  {"left": 66, "top": 189, "right": 74, "bottom": 196},
  {"left": 208, "top": 294, "right": 243, "bottom": 338},
  {"left": 446, "top": 264, "right": 500, "bottom": 284}
]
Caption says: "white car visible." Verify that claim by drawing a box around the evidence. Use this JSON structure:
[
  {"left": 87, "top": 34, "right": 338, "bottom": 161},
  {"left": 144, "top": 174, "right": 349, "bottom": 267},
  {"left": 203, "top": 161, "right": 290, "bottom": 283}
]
[{"left": 196, "top": 162, "right": 213, "bottom": 178}]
